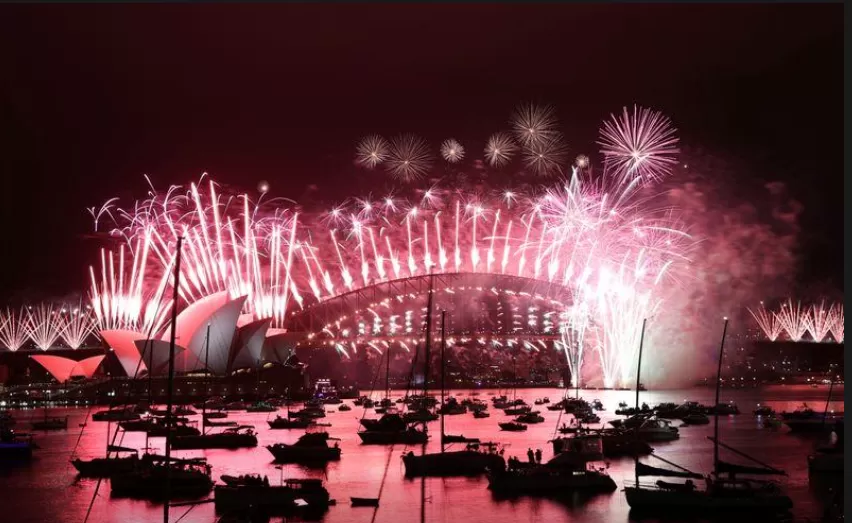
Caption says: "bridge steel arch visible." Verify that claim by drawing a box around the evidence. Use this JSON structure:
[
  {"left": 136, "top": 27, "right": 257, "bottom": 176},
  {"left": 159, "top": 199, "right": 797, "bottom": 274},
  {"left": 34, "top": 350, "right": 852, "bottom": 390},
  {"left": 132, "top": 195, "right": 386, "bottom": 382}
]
[{"left": 284, "top": 272, "right": 575, "bottom": 333}]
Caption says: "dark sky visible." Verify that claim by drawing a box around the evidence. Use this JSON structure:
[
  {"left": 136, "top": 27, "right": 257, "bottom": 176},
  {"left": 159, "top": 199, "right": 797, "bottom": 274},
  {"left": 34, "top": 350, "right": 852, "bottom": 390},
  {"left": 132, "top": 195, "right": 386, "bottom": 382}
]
[{"left": 0, "top": 4, "right": 843, "bottom": 301}]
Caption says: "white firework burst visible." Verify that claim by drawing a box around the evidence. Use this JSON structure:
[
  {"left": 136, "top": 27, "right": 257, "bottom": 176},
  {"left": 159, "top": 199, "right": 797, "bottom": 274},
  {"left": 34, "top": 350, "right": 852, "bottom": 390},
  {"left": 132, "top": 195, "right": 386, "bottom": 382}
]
[
  {"left": 511, "top": 102, "right": 559, "bottom": 146},
  {"left": 597, "top": 105, "right": 680, "bottom": 183},
  {"left": 575, "top": 154, "right": 590, "bottom": 169},
  {"left": 386, "top": 134, "right": 433, "bottom": 182},
  {"left": 355, "top": 135, "right": 390, "bottom": 169},
  {"left": 484, "top": 132, "right": 518, "bottom": 167},
  {"left": 522, "top": 132, "right": 568, "bottom": 176},
  {"left": 440, "top": 139, "right": 465, "bottom": 163}
]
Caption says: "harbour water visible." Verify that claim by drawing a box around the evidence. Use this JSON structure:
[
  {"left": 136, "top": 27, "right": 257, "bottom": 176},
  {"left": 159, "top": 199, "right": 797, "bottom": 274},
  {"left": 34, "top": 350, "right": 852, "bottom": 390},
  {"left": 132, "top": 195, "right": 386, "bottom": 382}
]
[{"left": 0, "top": 385, "right": 843, "bottom": 523}]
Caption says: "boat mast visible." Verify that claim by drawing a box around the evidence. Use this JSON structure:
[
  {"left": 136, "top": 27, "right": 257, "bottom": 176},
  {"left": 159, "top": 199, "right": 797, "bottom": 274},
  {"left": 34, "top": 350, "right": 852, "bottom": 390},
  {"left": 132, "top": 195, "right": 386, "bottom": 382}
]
[
  {"left": 822, "top": 378, "right": 835, "bottom": 430},
  {"left": 634, "top": 318, "right": 647, "bottom": 488},
  {"left": 713, "top": 317, "right": 730, "bottom": 479},
  {"left": 385, "top": 343, "right": 391, "bottom": 402},
  {"left": 202, "top": 323, "right": 210, "bottom": 435},
  {"left": 440, "top": 310, "right": 446, "bottom": 454},
  {"left": 163, "top": 236, "right": 183, "bottom": 523},
  {"left": 421, "top": 271, "right": 435, "bottom": 523},
  {"left": 635, "top": 318, "right": 647, "bottom": 411}
]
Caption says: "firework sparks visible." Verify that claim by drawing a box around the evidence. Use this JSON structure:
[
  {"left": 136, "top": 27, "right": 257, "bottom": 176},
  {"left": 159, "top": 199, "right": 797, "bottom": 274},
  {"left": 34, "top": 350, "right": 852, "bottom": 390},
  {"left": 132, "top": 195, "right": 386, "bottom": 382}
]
[
  {"left": 598, "top": 105, "right": 679, "bottom": 183},
  {"left": 484, "top": 132, "right": 518, "bottom": 167},
  {"left": 58, "top": 303, "right": 98, "bottom": 349},
  {"left": 25, "top": 304, "right": 62, "bottom": 351},
  {"left": 748, "top": 303, "right": 783, "bottom": 342},
  {"left": 356, "top": 135, "right": 390, "bottom": 169},
  {"left": 0, "top": 308, "right": 29, "bottom": 351},
  {"left": 511, "top": 102, "right": 559, "bottom": 147},
  {"left": 440, "top": 139, "right": 465, "bottom": 163},
  {"left": 386, "top": 134, "right": 433, "bottom": 182},
  {"left": 522, "top": 132, "right": 568, "bottom": 176}
]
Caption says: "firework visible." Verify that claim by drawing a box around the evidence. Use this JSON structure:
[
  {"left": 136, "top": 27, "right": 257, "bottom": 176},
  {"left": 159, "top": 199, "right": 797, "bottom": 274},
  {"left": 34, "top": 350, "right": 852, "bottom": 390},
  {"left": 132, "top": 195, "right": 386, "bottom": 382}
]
[
  {"left": 748, "top": 303, "right": 783, "bottom": 342},
  {"left": 829, "top": 304, "right": 843, "bottom": 343},
  {"left": 484, "top": 133, "right": 517, "bottom": 167},
  {"left": 25, "top": 304, "right": 62, "bottom": 351},
  {"left": 385, "top": 134, "right": 433, "bottom": 182},
  {"left": 58, "top": 303, "right": 98, "bottom": 349},
  {"left": 575, "top": 155, "right": 589, "bottom": 169},
  {"left": 752, "top": 299, "right": 844, "bottom": 343},
  {"left": 440, "top": 139, "right": 465, "bottom": 163},
  {"left": 522, "top": 132, "right": 568, "bottom": 176},
  {"left": 0, "top": 308, "right": 28, "bottom": 351},
  {"left": 511, "top": 102, "right": 558, "bottom": 146},
  {"left": 598, "top": 105, "right": 679, "bottom": 183},
  {"left": 806, "top": 301, "right": 834, "bottom": 343},
  {"left": 355, "top": 135, "right": 390, "bottom": 169}
]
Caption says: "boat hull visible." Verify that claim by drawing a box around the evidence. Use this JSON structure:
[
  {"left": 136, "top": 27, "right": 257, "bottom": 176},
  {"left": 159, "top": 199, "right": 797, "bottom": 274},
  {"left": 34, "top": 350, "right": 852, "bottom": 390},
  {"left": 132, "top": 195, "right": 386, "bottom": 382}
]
[
  {"left": 624, "top": 486, "right": 793, "bottom": 513},
  {"left": 402, "top": 450, "right": 505, "bottom": 477},
  {"left": 170, "top": 434, "right": 258, "bottom": 450},
  {"left": 71, "top": 456, "right": 139, "bottom": 477},
  {"left": 266, "top": 445, "right": 341, "bottom": 463},
  {"left": 214, "top": 484, "right": 330, "bottom": 515},
  {"left": 357, "top": 430, "right": 427, "bottom": 445},
  {"left": 488, "top": 468, "right": 617, "bottom": 494}
]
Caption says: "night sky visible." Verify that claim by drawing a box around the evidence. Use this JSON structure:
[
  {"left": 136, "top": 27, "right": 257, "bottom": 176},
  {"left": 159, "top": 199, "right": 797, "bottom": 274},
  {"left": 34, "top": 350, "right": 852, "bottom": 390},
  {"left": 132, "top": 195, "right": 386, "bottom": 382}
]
[{"left": 0, "top": 4, "right": 843, "bottom": 302}]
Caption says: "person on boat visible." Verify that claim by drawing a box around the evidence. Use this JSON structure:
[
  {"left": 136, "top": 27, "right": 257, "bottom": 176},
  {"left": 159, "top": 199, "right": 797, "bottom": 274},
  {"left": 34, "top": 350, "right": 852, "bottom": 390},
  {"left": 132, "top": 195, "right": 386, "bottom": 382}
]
[
  {"left": 535, "top": 449, "right": 542, "bottom": 464},
  {"left": 527, "top": 448, "right": 535, "bottom": 463},
  {"left": 508, "top": 456, "right": 518, "bottom": 470},
  {"left": 641, "top": 402, "right": 649, "bottom": 411},
  {"left": 263, "top": 475, "right": 270, "bottom": 487},
  {"left": 334, "top": 441, "right": 339, "bottom": 449}
]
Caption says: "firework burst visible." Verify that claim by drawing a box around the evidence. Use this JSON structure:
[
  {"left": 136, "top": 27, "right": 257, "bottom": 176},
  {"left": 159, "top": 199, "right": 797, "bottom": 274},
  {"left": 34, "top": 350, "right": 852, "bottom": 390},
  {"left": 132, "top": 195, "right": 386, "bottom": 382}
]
[
  {"left": 522, "top": 132, "right": 568, "bottom": 176},
  {"left": 25, "top": 304, "right": 62, "bottom": 351},
  {"left": 748, "top": 303, "right": 783, "bottom": 341},
  {"left": 355, "top": 135, "right": 390, "bottom": 169},
  {"left": 386, "top": 134, "right": 433, "bottom": 182},
  {"left": 598, "top": 105, "right": 679, "bottom": 183},
  {"left": 58, "top": 303, "right": 98, "bottom": 349},
  {"left": 440, "top": 139, "right": 465, "bottom": 163},
  {"left": 484, "top": 132, "right": 517, "bottom": 167},
  {"left": 0, "top": 308, "right": 29, "bottom": 351},
  {"left": 511, "top": 102, "right": 559, "bottom": 147}
]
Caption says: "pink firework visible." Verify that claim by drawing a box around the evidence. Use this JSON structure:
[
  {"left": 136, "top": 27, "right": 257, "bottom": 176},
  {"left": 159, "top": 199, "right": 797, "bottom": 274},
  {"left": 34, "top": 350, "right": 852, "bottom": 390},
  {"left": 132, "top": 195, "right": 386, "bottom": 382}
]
[
  {"left": 806, "top": 301, "right": 835, "bottom": 343},
  {"left": 25, "top": 304, "right": 63, "bottom": 351},
  {"left": 58, "top": 303, "right": 98, "bottom": 349},
  {"left": 829, "top": 304, "right": 844, "bottom": 343},
  {"left": 598, "top": 105, "right": 680, "bottom": 183},
  {"left": 0, "top": 308, "right": 29, "bottom": 351},
  {"left": 776, "top": 299, "right": 810, "bottom": 342},
  {"left": 748, "top": 303, "right": 783, "bottom": 341}
]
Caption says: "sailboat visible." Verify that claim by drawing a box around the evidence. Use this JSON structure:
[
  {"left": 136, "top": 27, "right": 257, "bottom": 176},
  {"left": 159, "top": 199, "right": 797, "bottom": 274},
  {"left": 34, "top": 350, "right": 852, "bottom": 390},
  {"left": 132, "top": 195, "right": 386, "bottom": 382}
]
[
  {"left": 402, "top": 311, "right": 505, "bottom": 477},
  {"left": 268, "top": 387, "right": 316, "bottom": 429},
  {"left": 169, "top": 325, "right": 258, "bottom": 450},
  {"left": 71, "top": 418, "right": 140, "bottom": 477},
  {"left": 623, "top": 318, "right": 793, "bottom": 514},
  {"left": 110, "top": 238, "right": 213, "bottom": 501}
]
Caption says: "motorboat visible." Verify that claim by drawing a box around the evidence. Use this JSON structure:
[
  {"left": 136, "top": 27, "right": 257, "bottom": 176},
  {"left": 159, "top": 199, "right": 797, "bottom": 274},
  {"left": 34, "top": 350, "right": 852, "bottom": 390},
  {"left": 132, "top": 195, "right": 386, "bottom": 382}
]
[
  {"left": 681, "top": 413, "right": 710, "bottom": 425},
  {"left": 220, "top": 473, "right": 266, "bottom": 486},
  {"left": 203, "top": 411, "right": 229, "bottom": 420},
  {"left": 498, "top": 422, "right": 527, "bottom": 432},
  {"left": 358, "top": 426, "right": 427, "bottom": 444},
  {"left": 92, "top": 409, "right": 140, "bottom": 422},
  {"left": 246, "top": 401, "right": 276, "bottom": 413},
  {"left": 214, "top": 478, "right": 330, "bottom": 515},
  {"left": 402, "top": 446, "right": 505, "bottom": 477},
  {"left": 503, "top": 405, "right": 531, "bottom": 415},
  {"left": 170, "top": 426, "right": 258, "bottom": 450},
  {"left": 267, "top": 415, "right": 314, "bottom": 429},
  {"left": 488, "top": 458, "right": 616, "bottom": 495},
  {"left": 515, "top": 412, "right": 545, "bottom": 424},
  {"left": 636, "top": 418, "right": 680, "bottom": 442},
  {"left": 266, "top": 432, "right": 341, "bottom": 463},
  {"left": 402, "top": 408, "right": 439, "bottom": 423},
  {"left": 111, "top": 454, "right": 213, "bottom": 500},
  {"left": 473, "top": 410, "right": 490, "bottom": 419},
  {"left": 338, "top": 404, "right": 352, "bottom": 412}
]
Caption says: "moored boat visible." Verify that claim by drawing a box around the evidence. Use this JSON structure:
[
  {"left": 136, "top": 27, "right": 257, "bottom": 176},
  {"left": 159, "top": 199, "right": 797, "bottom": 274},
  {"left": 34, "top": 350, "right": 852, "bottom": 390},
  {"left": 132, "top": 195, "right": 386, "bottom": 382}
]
[
  {"left": 267, "top": 415, "right": 314, "bottom": 429},
  {"left": 71, "top": 445, "right": 140, "bottom": 477},
  {"left": 170, "top": 426, "right": 258, "bottom": 450},
  {"left": 214, "top": 478, "right": 330, "bottom": 515},
  {"left": 266, "top": 432, "right": 341, "bottom": 463}
]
